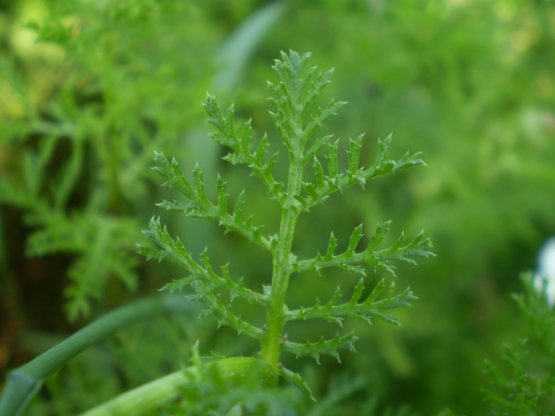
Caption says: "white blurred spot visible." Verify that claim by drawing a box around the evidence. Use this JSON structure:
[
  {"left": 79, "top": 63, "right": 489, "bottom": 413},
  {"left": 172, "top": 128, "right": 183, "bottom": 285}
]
[{"left": 534, "top": 237, "right": 555, "bottom": 304}]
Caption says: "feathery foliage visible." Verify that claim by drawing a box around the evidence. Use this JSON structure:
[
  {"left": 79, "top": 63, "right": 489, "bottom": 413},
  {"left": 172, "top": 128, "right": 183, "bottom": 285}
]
[
  {"left": 142, "top": 51, "right": 432, "bottom": 391},
  {"left": 0, "top": 0, "right": 215, "bottom": 320},
  {"left": 483, "top": 274, "right": 555, "bottom": 414}
]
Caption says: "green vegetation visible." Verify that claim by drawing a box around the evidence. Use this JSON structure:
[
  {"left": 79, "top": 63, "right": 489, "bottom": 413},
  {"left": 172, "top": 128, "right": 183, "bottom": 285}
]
[
  {"left": 144, "top": 48, "right": 431, "bottom": 385},
  {"left": 1, "top": 1, "right": 555, "bottom": 415}
]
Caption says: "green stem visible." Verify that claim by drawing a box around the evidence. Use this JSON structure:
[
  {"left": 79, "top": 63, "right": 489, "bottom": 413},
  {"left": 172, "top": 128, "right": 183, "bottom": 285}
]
[
  {"left": 261, "top": 149, "right": 304, "bottom": 369},
  {"left": 0, "top": 296, "right": 196, "bottom": 416},
  {"left": 80, "top": 357, "right": 276, "bottom": 416},
  {"left": 81, "top": 371, "right": 185, "bottom": 416}
]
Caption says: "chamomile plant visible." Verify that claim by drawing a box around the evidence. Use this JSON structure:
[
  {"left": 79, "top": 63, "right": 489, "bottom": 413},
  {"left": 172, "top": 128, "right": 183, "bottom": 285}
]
[{"left": 137, "top": 50, "right": 433, "bottom": 411}]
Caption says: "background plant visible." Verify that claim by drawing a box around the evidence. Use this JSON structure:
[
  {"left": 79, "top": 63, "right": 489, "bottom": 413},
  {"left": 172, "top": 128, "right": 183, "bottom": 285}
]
[{"left": 483, "top": 275, "right": 555, "bottom": 414}]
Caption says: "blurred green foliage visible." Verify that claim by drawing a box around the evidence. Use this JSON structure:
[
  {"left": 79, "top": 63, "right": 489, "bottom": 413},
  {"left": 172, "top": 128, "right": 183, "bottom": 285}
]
[
  {"left": 1, "top": 0, "right": 554, "bottom": 414},
  {"left": 483, "top": 275, "right": 555, "bottom": 414}
]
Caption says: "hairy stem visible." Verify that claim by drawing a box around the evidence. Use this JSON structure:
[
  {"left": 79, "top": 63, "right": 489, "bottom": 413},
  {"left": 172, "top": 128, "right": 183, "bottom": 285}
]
[
  {"left": 260, "top": 145, "right": 304, "bottom": 368},
  {"left": 81, "top": 371, "right": 186, "bottom": 416},
  {"left": 80, "top": 357, "right": 276, "bottom": 416}
]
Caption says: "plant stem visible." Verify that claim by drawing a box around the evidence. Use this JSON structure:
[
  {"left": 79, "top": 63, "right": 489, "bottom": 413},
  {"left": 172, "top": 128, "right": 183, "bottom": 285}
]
[
  {"left": 0, "top": 296, "right": 196, "bottom": 416},
  {"left": 81, "top": 370, "right": 186, "bottom": 416},
  {"left": 261, "top": 147, "right": 304, "bottom": 369},
  {"left": 80, "top": 357, "right": 276, "bottom": 416}
]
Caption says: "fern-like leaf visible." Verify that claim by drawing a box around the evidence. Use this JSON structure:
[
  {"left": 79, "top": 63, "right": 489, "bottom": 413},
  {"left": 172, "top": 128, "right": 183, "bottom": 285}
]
[
  {"left": 299, "top": 134, "right": 425, "bottom": 211},
  {"left": 152, "top": 152, "right": 271, "bottom": 250},
  {"left": 294, "top": 222, "right": 434, "bottom": 277},
  {"left": 286, "top": 279, "right": 417, "bottom": 328},
  {"left": 283, "top": 333, "right": 358, "bottom": 364}
]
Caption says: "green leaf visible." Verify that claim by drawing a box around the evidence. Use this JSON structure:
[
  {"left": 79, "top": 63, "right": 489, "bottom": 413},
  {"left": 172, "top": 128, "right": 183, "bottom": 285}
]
[
  {"left": 326, "top": 140, "right": 340, "bottom": 180},
  {"left": 283, "top": 333, "right": 358, "bottom": 364},
  {"left": 346, "top": 224, "right": 364, "bottom": 253},
  {"left": 348, "top": 134, "right": 364, "bottom": 174},
  {"left": 295, "top": 221, "right": 433, "bottom": 278},
  {"left": 324, "top": 232, "right": 338, "bottom": 260},
  {"left": 286, "top": 279, "right": 417, "bottom": 329},
  {"left": 313, "top": 156, "right": 325, "bottom": 189},
  {"left": 281, "top": 367, "right": 315, "bottom": 402},
  {"left": 216, "top": 175, "right": 228, "bottom": 215}
]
